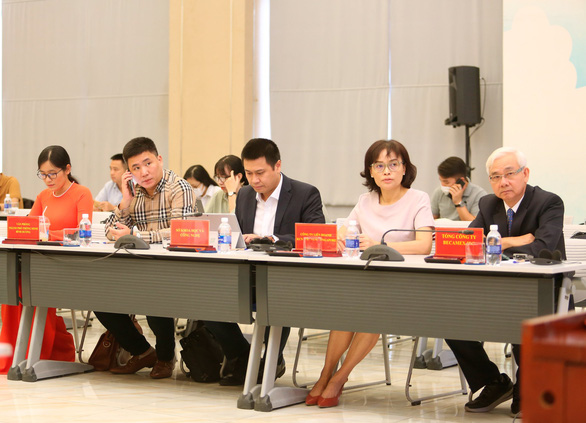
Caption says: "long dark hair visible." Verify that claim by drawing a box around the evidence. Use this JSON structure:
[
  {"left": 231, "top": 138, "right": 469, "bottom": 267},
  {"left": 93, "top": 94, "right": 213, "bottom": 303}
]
[
  {"left": 38, "top": 145, "right": 78, "bottom": 183},
  {"left": 214, "top": 155, "right": 249, "bottom": 185},
  {"left": 183, "top": 165, "right": 218, "bottom": 187}
]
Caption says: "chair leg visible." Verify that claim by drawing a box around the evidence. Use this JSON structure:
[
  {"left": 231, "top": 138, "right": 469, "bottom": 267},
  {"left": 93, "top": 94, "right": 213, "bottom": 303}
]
[
  {"left": 381, "top": 334, "right": 391, "bottom": 385},
  {"left": 70, "top": 310, "right": 80, "bottom": 359},
  {"left": 405, "top": 337, "right": 468, "bottom": 405},
  {"left": 291, "top": 328, "right": 307, "bottom": 388},
  {"left": 77, "top": 311, "right": 93, "bottom": 363}
]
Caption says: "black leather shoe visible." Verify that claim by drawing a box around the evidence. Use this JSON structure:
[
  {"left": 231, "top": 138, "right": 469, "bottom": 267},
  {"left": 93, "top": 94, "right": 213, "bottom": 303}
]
[
  {"left": 510, "top": 384, "right": 521, "bottom": 417},
  {"left": 257, "top": 356, "right": 286, "bottom": 384},
  {"left": 465, "top": 373, "right": 513, "bottom": 413},
  {"left": 219, "top": 355, "right": 248, "bottom": 386}
]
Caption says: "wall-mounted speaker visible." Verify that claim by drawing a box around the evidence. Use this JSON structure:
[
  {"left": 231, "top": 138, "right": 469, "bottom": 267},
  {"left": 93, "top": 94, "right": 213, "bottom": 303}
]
[{"left": 445, "top": 66, "right": 481, "bottom": 127}]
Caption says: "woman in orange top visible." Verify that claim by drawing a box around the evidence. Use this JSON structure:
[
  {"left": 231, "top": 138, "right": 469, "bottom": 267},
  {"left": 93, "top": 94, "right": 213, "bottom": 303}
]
[{"left": 0, "top": 145, "right": 93, "bottom": 373}]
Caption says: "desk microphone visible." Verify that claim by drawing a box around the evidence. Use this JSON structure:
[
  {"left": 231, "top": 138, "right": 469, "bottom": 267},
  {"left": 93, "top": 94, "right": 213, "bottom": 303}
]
[{"left": 360, "top": 228, "right": 475, "bottom": 263}]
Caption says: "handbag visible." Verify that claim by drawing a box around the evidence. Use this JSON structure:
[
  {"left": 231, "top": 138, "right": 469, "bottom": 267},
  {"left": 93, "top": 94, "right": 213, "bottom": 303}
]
[
  {"left": 88, "top": 316, "right": 143, "bottom": 371},
  {"left": 88, "top": 330, "right": 119, "bottom": 371},
  {"left": 180, "top": 321, "right": 224, "bottom": 383}
]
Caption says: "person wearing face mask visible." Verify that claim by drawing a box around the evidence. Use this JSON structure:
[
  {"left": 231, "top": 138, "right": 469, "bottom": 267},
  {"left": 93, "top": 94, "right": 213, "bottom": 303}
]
[
  {"left": 430, "top": 156, "right": 487, "bottom": 221},
  {"left": 183, "top": 165, "right": 221, "bottom": 210}
]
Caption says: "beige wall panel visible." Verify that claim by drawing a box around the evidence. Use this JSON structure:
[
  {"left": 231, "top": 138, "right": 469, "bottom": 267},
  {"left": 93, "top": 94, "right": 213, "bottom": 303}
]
[{"left": 169, "top": 0, "right": 253, "bottom": 178}]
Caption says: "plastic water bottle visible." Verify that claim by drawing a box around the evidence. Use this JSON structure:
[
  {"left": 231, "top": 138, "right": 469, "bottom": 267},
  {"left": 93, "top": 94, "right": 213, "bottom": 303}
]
[
  {"left": 217, "top": 217, "right": 232, "bottom": 253},
  {"left": 486, "top": 224, "right": 502, "bottom": 266},
  {"left": 345, "top": 220, "right": 360, "bottom": 259},
  {"left": 4, "top": 194, "right": 13, "bottom": 214},
  {"left": 79, "top": 213, "right": 92, "bottom": 247}
]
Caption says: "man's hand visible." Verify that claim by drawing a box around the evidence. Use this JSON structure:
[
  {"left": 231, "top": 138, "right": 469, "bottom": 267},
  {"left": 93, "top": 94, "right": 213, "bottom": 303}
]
[
  {"left": 109, "top": 222, "right": 131, "bottom": 240},
  {"left": 119, "top": 171, "right": 135, "bottom": 210},
  {"left": 449, "top": 183, "right": 465, "bottom": 204},
  {"left": 502, "top": 233, "right": 535, "bottom": 250},
  {"left": 243, "top": 233, "right": 262, "bottom": 244},
  {"left": 94, "top": 200, "right": 115, "bottom": 212}
]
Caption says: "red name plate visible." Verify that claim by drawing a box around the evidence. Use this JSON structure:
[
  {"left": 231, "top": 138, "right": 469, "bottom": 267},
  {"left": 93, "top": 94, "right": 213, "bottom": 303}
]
[
  {"left": 435, "top": 227, "right": 483, "bottom": 258},
  {"left": 295, "top": 223, "right": 338, "bottom": 252},
  {"left": 7, "top": 216, "right": 40, "bottom": 240},
  {"left": 171, "top": 219, "right": 210, "bottom": 247}
]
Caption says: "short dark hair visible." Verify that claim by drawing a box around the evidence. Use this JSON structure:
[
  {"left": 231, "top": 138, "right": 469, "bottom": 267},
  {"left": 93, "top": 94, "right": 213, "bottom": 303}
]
[
  {"left": 122, "top": 137, "right": 158, "bottom": 163},
  {"left": 183, "top": 165, "right": 218, "bottom": 187},
  {"left": 241, "top": 138, "right": 280, "bottom": 168},
  {"left": 361, "top": 139, "right": 417, "bottom": 192},
  {"left": 110, "top": 153, "right": 127, "bottom": 169},
  {"left": 214, "top": 155, "right": 249, "bottom": 186},
  {"left": 37, "top": 145, "right": 78, "bottom": 183},
  {"left": 437, "top": 156, "right": 468, "bottom": 178}
]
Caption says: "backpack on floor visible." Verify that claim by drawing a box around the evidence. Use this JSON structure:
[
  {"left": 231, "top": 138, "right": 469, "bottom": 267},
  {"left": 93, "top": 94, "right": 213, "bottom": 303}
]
[{"left": 179, "top": 321, "right": 224, "bottom": 383}]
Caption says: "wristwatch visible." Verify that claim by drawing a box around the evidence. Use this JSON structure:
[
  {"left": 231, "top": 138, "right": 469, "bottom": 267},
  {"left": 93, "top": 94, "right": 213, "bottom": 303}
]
[
  {"left": 227, "top": 192, "right": 236, "bottom": 197},
  {"left": 454, "top": 202, "right": 464, "bottom": 208}
]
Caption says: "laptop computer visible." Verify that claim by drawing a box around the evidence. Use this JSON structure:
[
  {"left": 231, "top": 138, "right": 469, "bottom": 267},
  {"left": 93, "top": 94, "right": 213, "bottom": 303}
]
[{"left": 187, "top": 213, "right": 246, "bottom": 249}]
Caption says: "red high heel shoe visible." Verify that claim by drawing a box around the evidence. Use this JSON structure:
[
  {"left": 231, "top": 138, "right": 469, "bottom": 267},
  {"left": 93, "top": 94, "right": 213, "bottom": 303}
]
[
  {"left": 317, "top": 382, "right": 346, "bottom": 408},
  {"left": 305, "top": 392, "right": 320, "bottom": 406}
]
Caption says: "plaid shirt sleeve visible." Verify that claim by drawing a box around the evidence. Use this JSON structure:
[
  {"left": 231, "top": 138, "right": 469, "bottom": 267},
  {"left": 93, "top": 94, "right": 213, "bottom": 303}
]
[{"left": 137, "top": 173, "right": 196, "bottom": 243}]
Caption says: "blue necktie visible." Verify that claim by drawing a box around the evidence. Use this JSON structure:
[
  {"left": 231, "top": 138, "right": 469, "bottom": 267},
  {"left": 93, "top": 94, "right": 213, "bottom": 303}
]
[{"left": 507, "top": 208, "right": 514, "bottom": 236}]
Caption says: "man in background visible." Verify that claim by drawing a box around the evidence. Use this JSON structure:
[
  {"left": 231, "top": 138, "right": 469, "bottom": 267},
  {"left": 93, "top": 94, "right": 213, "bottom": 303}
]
[
  {"left": 430, "top": 156, "right": 486, "bottom": 221},
  {"left": 94, "top": 153, "right": 126, "bottom": 211}
]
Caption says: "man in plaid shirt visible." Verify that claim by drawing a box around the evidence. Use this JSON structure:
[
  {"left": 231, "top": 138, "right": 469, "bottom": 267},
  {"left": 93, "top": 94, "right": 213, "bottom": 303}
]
[{"left": 95, "top": 136, "right": 196, "bottom": 379}]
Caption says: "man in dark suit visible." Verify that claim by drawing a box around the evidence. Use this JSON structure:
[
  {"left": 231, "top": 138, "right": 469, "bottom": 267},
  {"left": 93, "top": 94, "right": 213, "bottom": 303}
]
[
  {"left": 206, "top": 138, "right": 325, "bottom": 385},
  {"left": 446, "top": 147, "right": 565, "bottom": 418}
]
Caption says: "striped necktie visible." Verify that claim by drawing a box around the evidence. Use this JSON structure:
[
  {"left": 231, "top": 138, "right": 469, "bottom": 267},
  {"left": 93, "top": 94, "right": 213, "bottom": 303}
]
[{"left": 507, "top": 208, "right": 514, "bottom": 236}]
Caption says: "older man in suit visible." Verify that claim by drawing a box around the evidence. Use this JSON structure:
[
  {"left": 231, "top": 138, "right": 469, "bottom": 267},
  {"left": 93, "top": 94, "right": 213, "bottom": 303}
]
[
  {"left": 446, "top": 146, "right": 565, "bottom": 418},
  {"left": 205, "top": 138, "right": 325, "bottom": 386}
]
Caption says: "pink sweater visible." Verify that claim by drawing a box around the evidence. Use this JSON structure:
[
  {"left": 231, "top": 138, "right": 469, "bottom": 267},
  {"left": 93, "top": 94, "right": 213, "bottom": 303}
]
[{"left": 347, "top": 189, "right": 435, "bottom": 244}]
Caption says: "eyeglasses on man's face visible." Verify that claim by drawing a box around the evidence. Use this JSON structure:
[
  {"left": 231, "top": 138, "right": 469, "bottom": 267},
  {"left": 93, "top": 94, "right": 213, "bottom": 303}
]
[
  {"left": 370, "top": 160, "right": 404, "bottom": 173},
  {"left": 488, "top": 166, "right": 525, "bottom": 183},
  {"left": 37, "top": 169, "right": 63, "bottom": 180}
]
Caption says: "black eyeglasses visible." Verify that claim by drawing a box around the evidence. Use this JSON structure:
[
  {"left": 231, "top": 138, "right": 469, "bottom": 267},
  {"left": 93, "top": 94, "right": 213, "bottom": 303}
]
[{"left": 37, "top": 169, "right": 63, "bottom": 180}]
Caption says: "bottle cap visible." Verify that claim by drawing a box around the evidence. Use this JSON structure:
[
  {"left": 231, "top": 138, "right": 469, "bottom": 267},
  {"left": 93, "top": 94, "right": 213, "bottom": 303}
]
[
  {"left": 490, "top": 224, "right": 498, "bottom": 231},
  {"left": 82, "top": 213, "right": 89, "bottom": 219},
  {"left": 349, "top": 220, "right": 357, "bottom": 226},
  {"left": 221, "top": 217, "right": 228, "bottom": 223},
  {"left": 5, "top": 194, "right": 10, "bottom": 199}
]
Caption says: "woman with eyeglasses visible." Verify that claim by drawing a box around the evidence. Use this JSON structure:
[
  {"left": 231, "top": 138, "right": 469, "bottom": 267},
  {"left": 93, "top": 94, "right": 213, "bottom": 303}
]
[
  {"left": 205, "top": 155, "right": 248, "bottom": 213},
  {"left": 305, "top": 139, "right": 434, "bottom": 408},
  {"left": 0, "top": 145, "right": 93, "bottom": 373},
  {"left": 183, "top": 165, "right": 221, "bottom": 210}
]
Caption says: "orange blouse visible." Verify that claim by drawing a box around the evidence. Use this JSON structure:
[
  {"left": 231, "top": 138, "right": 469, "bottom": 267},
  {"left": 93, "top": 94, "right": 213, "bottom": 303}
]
[{"left": 29, "top": 183, "right": 93, "bottom": 240}]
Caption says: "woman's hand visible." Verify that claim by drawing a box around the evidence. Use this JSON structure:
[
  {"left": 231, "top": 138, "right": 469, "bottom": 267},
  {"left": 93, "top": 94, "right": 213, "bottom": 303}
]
[
  {"left": 359, "top": 233, "right": 377, "bottom": 250},
  {"left": 224, "top": 170, "right": 242, "bottom": 194}
]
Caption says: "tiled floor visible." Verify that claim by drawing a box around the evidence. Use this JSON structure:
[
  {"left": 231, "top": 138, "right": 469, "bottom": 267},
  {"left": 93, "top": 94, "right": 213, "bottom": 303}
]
[{"left": 0, "top": 315, "right": 519, "bottom": 423}]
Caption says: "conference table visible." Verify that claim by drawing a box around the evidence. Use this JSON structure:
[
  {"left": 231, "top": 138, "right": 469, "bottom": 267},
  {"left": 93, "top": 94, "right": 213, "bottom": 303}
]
[
  {"left": 0, "top": 243, "right": 253, "bottom": 382},
  {"left": 1, "top": 243, "right": 585, "bottom": 412},
  {"left": 243, "top": 254, "right": 584, "bottom": 411}
]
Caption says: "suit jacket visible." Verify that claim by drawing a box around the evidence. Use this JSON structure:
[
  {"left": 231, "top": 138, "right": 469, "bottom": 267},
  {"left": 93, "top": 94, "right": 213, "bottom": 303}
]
[
  {"left": 235, "top": 173, "right": 325, "bottom": 246},
  {"left": 470, "top": 184, "right": 565, "bottom": 258}
]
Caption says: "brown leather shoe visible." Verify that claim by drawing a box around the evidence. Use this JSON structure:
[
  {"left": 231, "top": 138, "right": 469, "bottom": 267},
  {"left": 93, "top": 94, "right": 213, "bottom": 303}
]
[
  {"left": 150, "top": 360, "right": 174, "bottom": 379},
  {"left": 110, "top": 350, "right": 157, "bottom": 374}
]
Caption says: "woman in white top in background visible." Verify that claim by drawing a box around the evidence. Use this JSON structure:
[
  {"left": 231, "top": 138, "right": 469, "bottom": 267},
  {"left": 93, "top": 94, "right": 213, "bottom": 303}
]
[{"left": 183, "top": 165, "right": 222, "bottom": 210}]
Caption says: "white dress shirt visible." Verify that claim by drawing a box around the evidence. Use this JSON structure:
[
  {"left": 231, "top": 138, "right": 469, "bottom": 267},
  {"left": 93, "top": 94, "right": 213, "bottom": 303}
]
[{"left": 253, "top": 174, "right": 283, "bottom": 238}]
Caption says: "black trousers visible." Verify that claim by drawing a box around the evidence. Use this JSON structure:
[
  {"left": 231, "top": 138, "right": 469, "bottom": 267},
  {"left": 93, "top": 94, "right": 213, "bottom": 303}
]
[
  {"left": 94, "top": 312, "right": 175, "bottom": 362},
  {"left": 204, "top": 321, "right": 290, "bottom": 362},
  {"left": 446, "top": 276, "right": 572, "bottom": 397},
  {"left": 445, "top": 339, "right": 520, "bottom": 394}
]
